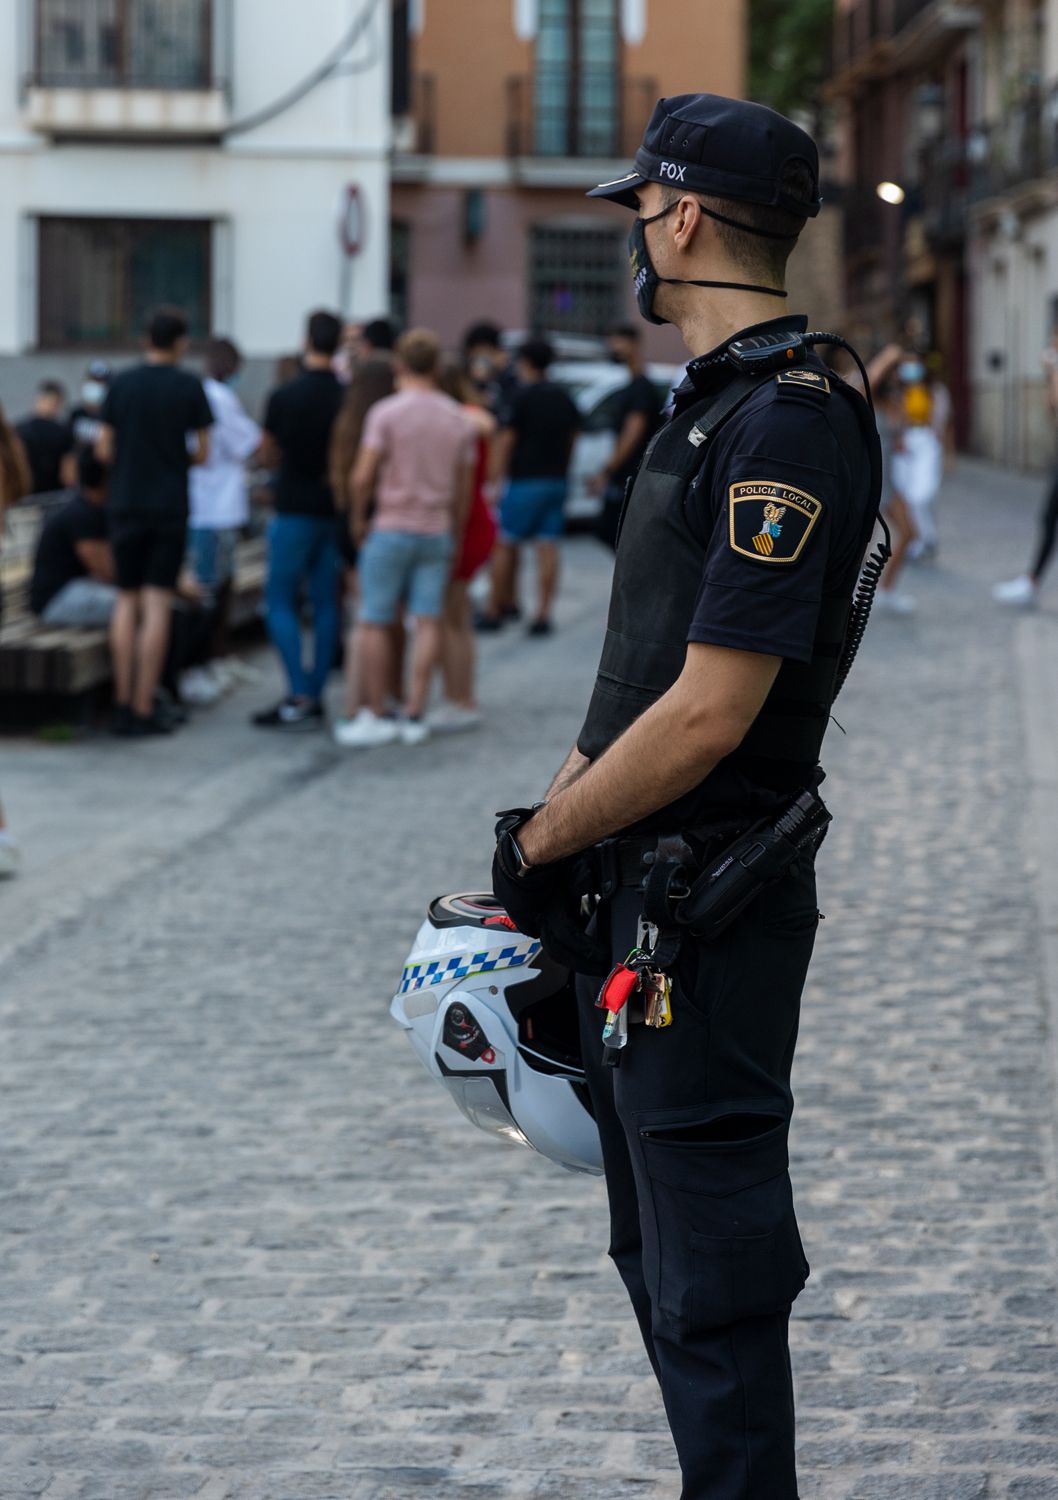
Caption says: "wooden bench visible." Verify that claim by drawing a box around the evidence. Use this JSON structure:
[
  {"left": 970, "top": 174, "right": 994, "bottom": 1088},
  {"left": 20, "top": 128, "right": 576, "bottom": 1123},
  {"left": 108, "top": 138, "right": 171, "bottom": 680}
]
[{"left": 0, "top": 501, "right": 267, "bottom": 700}]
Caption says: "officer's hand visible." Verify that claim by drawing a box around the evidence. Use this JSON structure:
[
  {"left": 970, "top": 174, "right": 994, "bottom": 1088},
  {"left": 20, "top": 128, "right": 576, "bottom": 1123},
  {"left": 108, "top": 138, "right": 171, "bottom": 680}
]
[
  {"left": 492, "top": 809, "right": 610, "bottom": 974},
  {"left": 492, "top": 808, "right": 557, "bottom": 938}
]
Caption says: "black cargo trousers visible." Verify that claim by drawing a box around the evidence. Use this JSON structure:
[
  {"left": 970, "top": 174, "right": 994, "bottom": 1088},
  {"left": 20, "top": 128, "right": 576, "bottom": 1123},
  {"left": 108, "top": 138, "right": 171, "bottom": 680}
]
[{"left": 574, "top": 856, "right": 820, "bottom": 1500}]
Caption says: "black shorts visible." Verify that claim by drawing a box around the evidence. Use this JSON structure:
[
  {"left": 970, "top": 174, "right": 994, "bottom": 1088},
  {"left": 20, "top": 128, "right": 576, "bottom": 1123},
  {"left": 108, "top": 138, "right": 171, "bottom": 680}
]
[{"left": 111, "top": 518, "right": 187, "bottom": 592}]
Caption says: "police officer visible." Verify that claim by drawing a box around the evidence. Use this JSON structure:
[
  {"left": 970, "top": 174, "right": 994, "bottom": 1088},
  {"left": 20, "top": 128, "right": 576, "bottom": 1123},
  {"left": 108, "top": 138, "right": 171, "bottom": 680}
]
[{"left": 492, "top": 93, "right": 882, "bottom": 1500}]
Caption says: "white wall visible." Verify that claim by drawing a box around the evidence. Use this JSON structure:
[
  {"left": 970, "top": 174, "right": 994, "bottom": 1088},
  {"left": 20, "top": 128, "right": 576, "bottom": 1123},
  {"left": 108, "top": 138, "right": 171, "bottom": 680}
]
[{"left": 0, "top": 0, "right": 392, "bottom": 356}]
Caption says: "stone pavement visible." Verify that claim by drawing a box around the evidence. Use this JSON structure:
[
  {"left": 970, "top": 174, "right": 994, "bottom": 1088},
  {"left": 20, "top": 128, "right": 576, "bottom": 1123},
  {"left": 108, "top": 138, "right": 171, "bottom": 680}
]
[{"left": 1, "top": 457, "right": 1058, "bottom": 1500}]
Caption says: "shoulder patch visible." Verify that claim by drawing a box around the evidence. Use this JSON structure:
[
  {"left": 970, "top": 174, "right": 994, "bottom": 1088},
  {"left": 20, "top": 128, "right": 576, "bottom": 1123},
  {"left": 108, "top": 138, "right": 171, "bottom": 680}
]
[
  {"left": 728, "top": 480, "right": 824, "bottom": 563},
  {"left": 776, "top": 368, "right": 830, "bottom": 395}
]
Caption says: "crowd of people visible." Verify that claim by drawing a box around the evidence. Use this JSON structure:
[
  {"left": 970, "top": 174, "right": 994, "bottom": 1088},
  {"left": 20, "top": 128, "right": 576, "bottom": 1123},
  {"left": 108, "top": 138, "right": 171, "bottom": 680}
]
[
  {"left": 0, "top": 305, "right": 654, "bottom": 871},
  {"left": 4, "top": 296, "right": 1056, "bottom": 879}
]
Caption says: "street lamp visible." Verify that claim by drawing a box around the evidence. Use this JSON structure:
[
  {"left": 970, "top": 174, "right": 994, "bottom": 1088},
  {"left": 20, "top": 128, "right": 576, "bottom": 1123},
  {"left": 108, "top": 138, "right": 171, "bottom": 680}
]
[{"left": 876, "top": 181, "right": 906, "bottom": 205}]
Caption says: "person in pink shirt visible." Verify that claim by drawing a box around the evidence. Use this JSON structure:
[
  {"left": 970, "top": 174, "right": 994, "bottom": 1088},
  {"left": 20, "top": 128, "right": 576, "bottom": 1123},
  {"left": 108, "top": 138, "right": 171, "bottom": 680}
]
[{"left": 340, "top": 329, "right": 475, "bottom": 748}]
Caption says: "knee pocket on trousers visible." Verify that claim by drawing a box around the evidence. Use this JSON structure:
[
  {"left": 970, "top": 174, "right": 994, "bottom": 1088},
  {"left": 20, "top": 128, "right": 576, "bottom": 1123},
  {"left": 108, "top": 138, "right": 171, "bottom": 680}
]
[
  {"left": 637, "top": 1107, "right": 809, "bottom": 1331},
  {"left": 688, "top": 1215, "right": 808, "bottom": 1328}
]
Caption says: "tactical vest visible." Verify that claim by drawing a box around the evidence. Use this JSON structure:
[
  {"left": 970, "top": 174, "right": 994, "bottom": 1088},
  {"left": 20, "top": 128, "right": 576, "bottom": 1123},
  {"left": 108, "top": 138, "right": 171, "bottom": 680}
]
[{"left": 577, "top": 366, "right": 881, "bottom": 781}]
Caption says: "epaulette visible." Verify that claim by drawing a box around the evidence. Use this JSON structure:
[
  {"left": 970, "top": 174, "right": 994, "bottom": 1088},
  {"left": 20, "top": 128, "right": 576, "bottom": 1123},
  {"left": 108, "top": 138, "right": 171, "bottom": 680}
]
[{"left": 774, "top": 368, "right": 831, "bottom": 398}]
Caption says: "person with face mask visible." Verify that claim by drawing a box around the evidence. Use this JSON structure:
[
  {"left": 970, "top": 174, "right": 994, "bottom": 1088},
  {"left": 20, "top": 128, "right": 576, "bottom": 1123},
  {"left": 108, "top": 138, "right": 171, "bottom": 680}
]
[
  {"left": 591, "top": 324, "right": 664, "bottom": 551},
  {"left": 489, "top": 93, "right": 883, "bottom": 1500},
  {"left": 892, "top": 355, "right": 943, "bottom": 560},
  {"left": 68, "top": 361, "right": 112, "bottom": 458}
]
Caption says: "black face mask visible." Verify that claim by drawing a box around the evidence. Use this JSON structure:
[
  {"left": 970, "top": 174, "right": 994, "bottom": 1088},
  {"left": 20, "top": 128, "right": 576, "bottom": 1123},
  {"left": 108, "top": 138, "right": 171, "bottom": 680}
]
[{"left": 629, "top": 201, "right": 792, "bottom": 327}]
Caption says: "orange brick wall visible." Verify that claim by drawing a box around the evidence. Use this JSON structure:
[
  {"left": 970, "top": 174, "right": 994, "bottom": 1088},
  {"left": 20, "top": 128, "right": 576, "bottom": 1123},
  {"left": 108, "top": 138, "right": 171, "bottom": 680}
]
[{"left": 414, "top": 1, "right": 745, "bottom": 158}]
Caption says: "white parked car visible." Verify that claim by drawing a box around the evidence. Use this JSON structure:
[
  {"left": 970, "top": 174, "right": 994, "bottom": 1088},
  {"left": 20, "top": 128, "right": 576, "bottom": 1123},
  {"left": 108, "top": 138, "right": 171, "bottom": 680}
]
[{"left": 548, "top": 360, "right": 683, "bottom": 524}]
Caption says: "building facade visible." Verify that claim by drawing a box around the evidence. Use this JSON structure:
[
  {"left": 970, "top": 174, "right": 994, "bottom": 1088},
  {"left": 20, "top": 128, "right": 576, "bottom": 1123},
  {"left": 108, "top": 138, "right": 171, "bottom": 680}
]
[
  {"left": 830, "top": 0, "right": 982, "bottom": 449},
  {"left": 966, "top": 0, "right": 1058, "bottom": 467},
  {"left": 390, "top": 0, "right": 752, "bottom": 361},
  {"left": 0, "top": 0, "right": 390, "bottom": 410},
  {"left": 830, "top": 0, "right": 1058, "bottom": 467}
]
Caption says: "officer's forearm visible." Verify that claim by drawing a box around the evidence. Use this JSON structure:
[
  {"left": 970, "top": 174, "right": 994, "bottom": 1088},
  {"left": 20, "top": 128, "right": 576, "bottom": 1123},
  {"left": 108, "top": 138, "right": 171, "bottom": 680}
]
[
  {"left": 523, "top": 712, "right": 724, "bottom": 864},
  {"left": 520, "top": 701, "right": 731, "bottom": 866},
  {"left": 521, "top": 645, "right": 781, "bottom": 865},
  {"left": 545, "top": 744, "right": 591, "bottom": 799}
]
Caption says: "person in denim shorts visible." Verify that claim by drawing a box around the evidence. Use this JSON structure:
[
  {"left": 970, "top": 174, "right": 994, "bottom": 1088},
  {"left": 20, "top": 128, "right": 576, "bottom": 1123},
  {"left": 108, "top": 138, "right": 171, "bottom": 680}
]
[
  {"left": 479, "top": 338, "right": 580, "bottom": 637},
  {"left": 342, "top": 329, "right": 476, "bottom": 748}
]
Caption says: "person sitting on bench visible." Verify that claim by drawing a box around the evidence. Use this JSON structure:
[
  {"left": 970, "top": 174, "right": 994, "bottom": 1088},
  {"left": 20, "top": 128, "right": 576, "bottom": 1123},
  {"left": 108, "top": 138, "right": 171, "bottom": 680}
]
[{"left": 30, "top": 449, "right": 115, "bottom": 627}]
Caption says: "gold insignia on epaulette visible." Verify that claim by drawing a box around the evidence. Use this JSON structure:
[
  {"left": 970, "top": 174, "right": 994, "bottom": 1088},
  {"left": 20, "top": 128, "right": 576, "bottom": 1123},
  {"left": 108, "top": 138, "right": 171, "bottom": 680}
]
[{"left": 776, "top": 369, "right": 830, "bottom": 394}]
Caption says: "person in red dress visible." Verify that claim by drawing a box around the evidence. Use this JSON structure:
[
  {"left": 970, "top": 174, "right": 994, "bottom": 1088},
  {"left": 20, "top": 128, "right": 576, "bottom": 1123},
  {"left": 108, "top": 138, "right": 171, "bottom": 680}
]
[{"left": 434, "top": 361, "right": 497, "bottom": 732}]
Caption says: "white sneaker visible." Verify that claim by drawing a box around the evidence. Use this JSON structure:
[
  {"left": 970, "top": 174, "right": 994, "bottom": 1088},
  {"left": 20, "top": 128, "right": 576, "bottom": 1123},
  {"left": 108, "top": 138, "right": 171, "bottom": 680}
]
[
  {"left": 399, "top": 717, "right": 431, "bottom": 746},
  {"left": 427, "top": 702, "right": 482, "bottom": 735},
  {"left": 876, "top": 589, "right": 916, "bottom": 615},
  {"left": 993, "top": 574, "right": 1038, "bottom": 607},
  {"left": 206, "top": 661, "right": 237, "bottom": 693},
  {"left": 214, "top": 656, "right": 263, "bottom": 685},
  {"left": 179, "top": 666, "right": 223, "bottom": 706},
  {"left": 333, "top": 709, "right": 400, "bottom": 749},
  {"left": 0, "top": 831, "right": 21, "bottom": 878}
]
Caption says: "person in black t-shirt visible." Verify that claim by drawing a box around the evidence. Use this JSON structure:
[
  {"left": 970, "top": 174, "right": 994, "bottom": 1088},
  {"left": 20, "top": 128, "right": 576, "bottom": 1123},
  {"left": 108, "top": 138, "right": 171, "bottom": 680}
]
[
  {"left": 68, "top": 360, "right": 113, "bottom": 458},
  {"left": 16, "top": 380, "right": 75, "bottom": 496},
  {"left": 252, "top": 309, "right": 345, "bottom": 730},
  {"left": 592, "top": 325, "right": 664, "bottom": 550},
  {"left": 479, "top": 338, "right": 579, "bottom": 637},
  {"left": 97, "top": 306, "right": 213, "bottom": 736},
  {"left": 463, "top": 321, "right": 520, "bottom": 425},
  {"left": 31, "top": 449, "right": 115, "bottom": 625}
]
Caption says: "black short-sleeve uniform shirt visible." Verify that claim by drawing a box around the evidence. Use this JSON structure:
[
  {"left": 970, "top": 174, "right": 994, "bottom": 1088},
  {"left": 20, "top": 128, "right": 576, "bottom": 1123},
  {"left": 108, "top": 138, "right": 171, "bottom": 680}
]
[
  {"left": 642, "top": 315, "right": 875, "bottom": 824},
  {"left": 677, "top": 318, "right": 870, "bottom": 666}
]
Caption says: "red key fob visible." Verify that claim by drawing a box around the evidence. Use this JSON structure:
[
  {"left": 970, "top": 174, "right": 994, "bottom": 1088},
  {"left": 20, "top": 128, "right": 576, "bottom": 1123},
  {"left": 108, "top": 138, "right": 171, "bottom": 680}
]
[{"left": 596, "top": 964, "right": 640, "bottom": 1013}]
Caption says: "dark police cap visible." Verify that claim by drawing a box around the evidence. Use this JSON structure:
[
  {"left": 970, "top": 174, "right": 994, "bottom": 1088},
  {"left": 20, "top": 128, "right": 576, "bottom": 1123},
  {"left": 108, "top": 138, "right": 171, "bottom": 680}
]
[{"left": 588, "top": 92, "right": 821, "bottom": 219}]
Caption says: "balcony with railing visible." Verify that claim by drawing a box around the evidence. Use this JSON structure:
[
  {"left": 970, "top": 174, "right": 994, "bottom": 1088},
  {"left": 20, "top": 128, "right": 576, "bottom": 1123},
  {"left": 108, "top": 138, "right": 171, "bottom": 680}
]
[
  {"left": 916, "top": 135, "right": 973, "bottom": 246},
  {"left": 392, "top": 74, "right": 436, "bottom": 157},
  {"left": 967, "top": 84, "right": 1058, "bottom": 205},
  {"left": 833, "top": 0, "right": 885, "bottom": 79},
  {"left": 506, "top": 68, "right": 656, "bottom": 162},
  {"left": 833, "top": 0, "right": 981, "bottom": 84},
  {"left": 25, "top": 0, "right": 230, "bottom": 137}
]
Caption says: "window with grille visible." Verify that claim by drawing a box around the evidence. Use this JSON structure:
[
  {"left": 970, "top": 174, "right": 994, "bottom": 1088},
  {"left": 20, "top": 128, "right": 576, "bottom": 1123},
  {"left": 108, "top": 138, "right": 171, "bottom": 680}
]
[
  {"left": 390, "top": 220, "right": 412, "bottom": 331},
  {"left": 38, "top": 218, "right": 212, "bottom": 349},
  {"left": 529, "top": 223, "right": 624, "bottom": 336},
  {"left": 35, "top": 0, "right": 213, "bottom": 89},
  {"left": 534, "top": 0, "right": 620, "bottom": 156}
]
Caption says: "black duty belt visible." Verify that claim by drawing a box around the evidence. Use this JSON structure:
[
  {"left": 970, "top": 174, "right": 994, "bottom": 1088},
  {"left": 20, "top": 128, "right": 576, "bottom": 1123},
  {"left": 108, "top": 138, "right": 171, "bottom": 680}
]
[
  {"left": 581, "top": 789, "right": 831, "bottom": 944},
  {"left": 584, "top": 825, "right": 746, "bottom": 900}
]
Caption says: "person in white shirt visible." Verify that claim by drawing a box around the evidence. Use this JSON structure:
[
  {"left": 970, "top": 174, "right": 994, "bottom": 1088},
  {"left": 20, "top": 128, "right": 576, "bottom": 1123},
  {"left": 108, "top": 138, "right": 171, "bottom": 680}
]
[{"left": 185, "top": 338, "right": 262, "bottom": 701}]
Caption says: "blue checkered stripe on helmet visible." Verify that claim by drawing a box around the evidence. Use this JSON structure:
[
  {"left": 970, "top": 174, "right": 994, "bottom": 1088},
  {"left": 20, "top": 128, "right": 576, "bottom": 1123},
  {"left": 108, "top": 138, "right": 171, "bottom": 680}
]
[{"left": 399, "top": 941, "right": 542, "bottom": 996}]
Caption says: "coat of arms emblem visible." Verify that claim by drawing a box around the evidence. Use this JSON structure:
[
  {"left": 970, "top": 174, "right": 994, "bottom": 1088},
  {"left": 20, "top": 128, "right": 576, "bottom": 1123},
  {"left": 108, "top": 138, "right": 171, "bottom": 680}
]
[{"left": 752, "top": 502, "right": 787, "bottom": 556}]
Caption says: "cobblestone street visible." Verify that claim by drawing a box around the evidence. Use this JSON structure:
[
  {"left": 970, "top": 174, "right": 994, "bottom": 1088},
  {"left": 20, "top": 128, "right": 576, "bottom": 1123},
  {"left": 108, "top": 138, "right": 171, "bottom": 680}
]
[{"left": 2, "top": 458, "right": 1058, "bottom": 1500}]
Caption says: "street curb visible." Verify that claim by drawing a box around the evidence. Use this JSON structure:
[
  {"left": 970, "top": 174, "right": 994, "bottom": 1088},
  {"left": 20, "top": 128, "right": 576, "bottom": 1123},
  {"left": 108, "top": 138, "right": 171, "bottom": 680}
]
[{"left": 1015, "top": 615, "right": 1058, "bottom": 1118}]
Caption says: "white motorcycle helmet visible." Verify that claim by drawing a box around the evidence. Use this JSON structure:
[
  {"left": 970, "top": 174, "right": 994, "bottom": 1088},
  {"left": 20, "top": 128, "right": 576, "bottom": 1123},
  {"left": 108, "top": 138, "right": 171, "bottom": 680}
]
[{"left": 390, "top": 892, "right": 603, "bottom": 1175}]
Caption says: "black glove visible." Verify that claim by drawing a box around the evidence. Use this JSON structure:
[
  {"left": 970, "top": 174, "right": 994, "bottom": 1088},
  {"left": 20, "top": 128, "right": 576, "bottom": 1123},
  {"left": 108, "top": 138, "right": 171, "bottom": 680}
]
[
  {"left": 492, "top": 807, "right": 555, "bottom": 938},
  {"left": 492, "top": 808, "right": 610, "bottom": 975}
]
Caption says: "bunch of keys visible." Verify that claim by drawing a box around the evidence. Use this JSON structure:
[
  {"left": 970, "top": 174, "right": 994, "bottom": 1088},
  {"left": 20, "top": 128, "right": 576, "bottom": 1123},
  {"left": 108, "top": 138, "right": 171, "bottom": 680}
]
[
  {"left": 595, "top": 939, "right": 673, "bottom": 1057},
  {"left": 643, "top": 971, "right": 673, "bottom": 1030}
]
